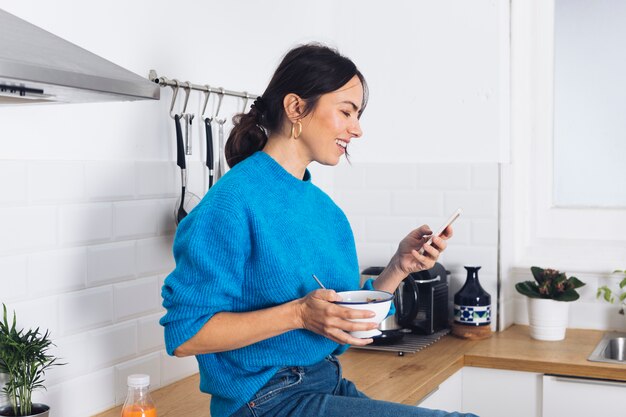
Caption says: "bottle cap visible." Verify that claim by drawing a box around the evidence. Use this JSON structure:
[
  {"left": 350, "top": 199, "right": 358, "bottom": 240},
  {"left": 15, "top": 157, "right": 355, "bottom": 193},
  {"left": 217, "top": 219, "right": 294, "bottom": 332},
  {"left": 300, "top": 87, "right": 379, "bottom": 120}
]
[{"left": 127, "top": 374, "right": 150, "bottom": 388}]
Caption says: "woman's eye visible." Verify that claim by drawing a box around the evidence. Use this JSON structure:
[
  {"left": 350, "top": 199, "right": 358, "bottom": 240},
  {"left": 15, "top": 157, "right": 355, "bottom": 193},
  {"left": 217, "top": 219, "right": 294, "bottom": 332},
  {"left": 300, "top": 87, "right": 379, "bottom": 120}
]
[{"left": 341, "top": 111, "right": 351, "bottom": 117}]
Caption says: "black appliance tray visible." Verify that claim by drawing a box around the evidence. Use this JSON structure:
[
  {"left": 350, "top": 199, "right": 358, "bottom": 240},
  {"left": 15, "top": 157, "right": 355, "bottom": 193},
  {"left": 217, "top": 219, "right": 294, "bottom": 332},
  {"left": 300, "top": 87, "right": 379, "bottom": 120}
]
[{"left": 351, "top": 329, "right": 450, "bottom": 356}]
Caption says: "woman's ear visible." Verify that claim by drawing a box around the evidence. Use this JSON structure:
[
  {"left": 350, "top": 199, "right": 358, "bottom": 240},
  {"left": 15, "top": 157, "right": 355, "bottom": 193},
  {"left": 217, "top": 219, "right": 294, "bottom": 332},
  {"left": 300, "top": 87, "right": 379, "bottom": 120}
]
[{"left": 283, "top": 93, "right": 305, "bottom": 122}]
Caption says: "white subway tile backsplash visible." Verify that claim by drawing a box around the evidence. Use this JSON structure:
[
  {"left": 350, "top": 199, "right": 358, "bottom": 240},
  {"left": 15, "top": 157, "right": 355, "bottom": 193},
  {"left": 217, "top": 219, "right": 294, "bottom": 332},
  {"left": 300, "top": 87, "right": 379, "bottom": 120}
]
[
  {"left": 419, "top": 164, "right": 471, "bottom": 190},
  {"left": 113, "top": 200, "right": 159, "bottom": 239},
  {"left": 160, "top": 351, "right": 198, "bottom": 386},
  {"left": 45, "top": 333, "right": 89, "bottom": 385},
  {"left": 157, "top": 198, "right": 178, "bottom": 235},
  {"left": 471, "top": 164, "right": 499, "bottom": 189},
  {"left": 59, "top": 203, "right": 113, "bottom": 244},
  {"left": 0, "top": 206, "right": 57, "bottom": 253},
  {"left": 137, "top": 313, "right": 165, "bottom": 354},
  {"left": 136, "top": 161, "right": 177, "bottom": 197},
  {"left": 59, "top": 286, "right": 113, "bottom": 335},
  {"left": 334, "top": 190, "right": 392, "bottom": 216},
  {"left": 365, "top": 216, "right": 417, "bottom": 243},
  {"left": 355, "top": 242, "right": 394, "bottom": 269},
  {"left": 136, "top": 236, "right": 175, "bottom": 275},
  {"left": 446, "top": 217, "right": 471, "bottom": 245},
  {"left": 27, "top": 161, "right": 85, "bottom": 202},
  {"left": 28, "top": 247, "right": 86, "bottom": 295},
  {"left": 0, "top": 255, "right": 27, "bottom": 300},
  {"left": 114, "top": 276, "right": 160, "bottom": 321},
  {"left": 444, "top": 191, "right": 498, "bottom": 218},
  {"left": 6, "top": 295, "right": 59, "bottom": 337},
  {"left": 440, "top": 244, "right": 498, "bottom": 276},
  {"left": 391, "top": 190, "right": 444, "bottom": 217},
  {"left": 333, "top": 163, "right": 366, "bottom": 190},
  {"left": 346, "top": 215, "right": 366, "bottom": 242},
  {"left": 87, "top": 241, "right": 136, "bottom": 286},
  {"left": 114, "top": 352, "right": 162, "bottom": 404},
  {"left": 85, "top": 161, "right": 135, "bottom": 200},
  {"left": 0, "top": 155, "right": 502, "bottom": 417},
  {"left": 61, "top": 368, "right": 115, "bottom": 417},
  {"left": 471, "top": 219, "right": 499, "bottom": 245},
  {"left": 569, "top": 301, "right": 625, "bottom": 331},
  {"left": 32, "top": 384, "right": 63, "bottom": 417},
  {"left": 0, "top": 161, "right": 27, "bottom": 204},
  {"left": 364, "top": 164, "right": 418, "bottom": 190},
  {"left": 88, "top": 321, "right": 137, "bottom": 370}
]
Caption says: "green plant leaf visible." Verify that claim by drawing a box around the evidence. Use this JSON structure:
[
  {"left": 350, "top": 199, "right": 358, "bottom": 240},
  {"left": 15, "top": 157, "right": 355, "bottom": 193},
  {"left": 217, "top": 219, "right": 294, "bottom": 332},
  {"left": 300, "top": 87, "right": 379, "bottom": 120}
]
[
  {"left": 619, "top": 292, "right": 626, "bottom": 302},
  {"left": 597, "top": 286, "right": 615, "bottom": 303},
  {"left": 619, "top": 277, "right": 626, "bottom": 289},
  {"left": 530, "top": 266, "right": 545, "bottom": 284},
  {"left": 554, "top": 289, "right": 580, "bottom": 302},
  {"left": 568, "top": 276, "right": 586, "bottom": 289},
  {"left": 516, "top": 281, "right": 543, "bottom": 298}
]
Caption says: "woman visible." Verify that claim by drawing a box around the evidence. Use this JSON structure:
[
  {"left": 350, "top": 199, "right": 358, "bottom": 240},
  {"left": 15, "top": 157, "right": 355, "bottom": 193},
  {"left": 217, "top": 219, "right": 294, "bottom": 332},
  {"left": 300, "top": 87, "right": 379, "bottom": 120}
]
[{"left": 160, "top": 43, "right": 475, "bottom": 417}]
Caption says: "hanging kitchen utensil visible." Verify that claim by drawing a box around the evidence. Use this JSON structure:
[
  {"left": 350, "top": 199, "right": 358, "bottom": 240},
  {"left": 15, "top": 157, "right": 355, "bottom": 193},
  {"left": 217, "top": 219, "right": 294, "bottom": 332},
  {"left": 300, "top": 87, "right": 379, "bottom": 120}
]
[
  {"left": 184, "top": 113, "right": 194, "bottom": 155},
  {"left": 216, "top": 119, "right": 227, "bottom": 180},
  {"left": 171, "top": 81, "right": 200, "bottom": 225},
  {"left": 213, "top": 88, "right": 227, "bottom": 182},
  {"left": 181, "top": 82, "right": 194, "bottom": 155},
  {"left": 174, "top": 113, "right": 188, "bottom": 224},
  {"left": 201, "top": 85, "right": 214, "bottom": 190}
]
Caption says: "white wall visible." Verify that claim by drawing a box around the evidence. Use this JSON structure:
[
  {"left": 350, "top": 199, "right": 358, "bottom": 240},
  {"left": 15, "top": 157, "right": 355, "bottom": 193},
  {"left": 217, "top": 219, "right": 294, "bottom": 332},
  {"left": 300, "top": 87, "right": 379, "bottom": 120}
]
[{"left": 0, "top": 1, "right": 507, "bottom": 415}]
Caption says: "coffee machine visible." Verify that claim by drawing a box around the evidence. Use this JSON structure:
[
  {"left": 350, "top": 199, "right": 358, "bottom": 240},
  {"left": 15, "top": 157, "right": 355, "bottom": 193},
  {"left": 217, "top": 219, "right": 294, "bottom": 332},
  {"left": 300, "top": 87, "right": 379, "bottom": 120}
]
[{"left": 361, "top": 263, "right": 450, "bottom": 344}]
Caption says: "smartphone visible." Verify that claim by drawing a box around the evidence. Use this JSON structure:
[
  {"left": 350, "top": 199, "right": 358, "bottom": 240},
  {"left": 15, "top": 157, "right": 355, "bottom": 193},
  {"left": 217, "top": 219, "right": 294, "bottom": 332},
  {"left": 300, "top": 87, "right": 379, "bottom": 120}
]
[{"left": 418, "top": 208, "right": 462, "bottom": 254}]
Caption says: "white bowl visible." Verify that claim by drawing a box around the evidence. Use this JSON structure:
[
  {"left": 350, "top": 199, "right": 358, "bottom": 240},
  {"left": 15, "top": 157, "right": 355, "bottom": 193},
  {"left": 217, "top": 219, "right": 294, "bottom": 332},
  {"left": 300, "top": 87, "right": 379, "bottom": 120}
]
[{"left": 334, "top": 290, "right": 393, "bottom": 338}]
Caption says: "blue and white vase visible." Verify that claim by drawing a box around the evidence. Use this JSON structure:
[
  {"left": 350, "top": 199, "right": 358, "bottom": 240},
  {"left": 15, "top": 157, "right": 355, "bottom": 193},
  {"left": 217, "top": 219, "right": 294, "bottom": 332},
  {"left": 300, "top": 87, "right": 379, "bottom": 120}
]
[{"left": 454, "top": 266, "right": 491, "bottom": 326}]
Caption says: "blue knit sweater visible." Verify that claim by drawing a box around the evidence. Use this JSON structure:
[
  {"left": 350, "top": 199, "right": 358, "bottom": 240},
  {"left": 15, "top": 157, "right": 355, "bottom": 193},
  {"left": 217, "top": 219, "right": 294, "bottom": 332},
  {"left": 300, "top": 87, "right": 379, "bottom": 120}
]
[{"left": 160, "top": 151, "right": 375, "bottom": 417}]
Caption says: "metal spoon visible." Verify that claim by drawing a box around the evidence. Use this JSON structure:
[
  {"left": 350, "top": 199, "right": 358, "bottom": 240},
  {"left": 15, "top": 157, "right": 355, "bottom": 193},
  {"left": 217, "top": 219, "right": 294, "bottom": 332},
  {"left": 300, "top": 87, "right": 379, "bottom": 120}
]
[{"left": 312, "top": 274, "right": 326, "bottom": 289}]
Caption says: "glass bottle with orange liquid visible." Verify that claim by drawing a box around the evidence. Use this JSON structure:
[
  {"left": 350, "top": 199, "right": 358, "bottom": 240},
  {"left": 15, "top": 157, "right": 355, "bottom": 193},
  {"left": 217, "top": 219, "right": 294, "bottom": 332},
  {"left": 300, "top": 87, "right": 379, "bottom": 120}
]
[{"left": 121, "top": 374, "right": 157, "bottom": 417}]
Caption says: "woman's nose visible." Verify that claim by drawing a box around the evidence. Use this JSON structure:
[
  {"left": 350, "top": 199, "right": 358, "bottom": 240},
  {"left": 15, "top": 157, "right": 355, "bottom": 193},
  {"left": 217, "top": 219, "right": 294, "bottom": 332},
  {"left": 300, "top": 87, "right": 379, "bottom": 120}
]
[{"left": 349, "top": 119, "right": 363, "bottom": 139}]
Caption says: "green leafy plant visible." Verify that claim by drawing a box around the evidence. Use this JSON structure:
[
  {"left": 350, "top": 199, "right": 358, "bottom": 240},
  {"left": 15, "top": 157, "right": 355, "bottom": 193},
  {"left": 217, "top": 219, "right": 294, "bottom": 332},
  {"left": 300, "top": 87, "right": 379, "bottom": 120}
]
[
  {"left": 515, "top": 266, "right": 586, "bottom": 302},
  {"left": 0, "top": 304, "right": 62, "bottom": 416},
  {"left": 596, "top": 269, "right": 626, "bottom": 315}
]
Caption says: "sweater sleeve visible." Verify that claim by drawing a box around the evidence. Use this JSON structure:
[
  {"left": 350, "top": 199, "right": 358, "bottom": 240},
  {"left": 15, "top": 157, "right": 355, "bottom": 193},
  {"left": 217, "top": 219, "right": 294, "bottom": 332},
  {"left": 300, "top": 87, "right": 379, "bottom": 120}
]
[{"left": 160, "top": 202, "right": 250, "bottom": 356}]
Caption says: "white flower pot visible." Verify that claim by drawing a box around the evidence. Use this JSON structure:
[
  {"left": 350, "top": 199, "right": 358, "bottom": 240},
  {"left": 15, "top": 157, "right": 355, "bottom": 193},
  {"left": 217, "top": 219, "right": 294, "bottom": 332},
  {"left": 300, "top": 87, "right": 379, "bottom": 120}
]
[{"left": 527, "top": 298, "right": 570, "bottom": 341}]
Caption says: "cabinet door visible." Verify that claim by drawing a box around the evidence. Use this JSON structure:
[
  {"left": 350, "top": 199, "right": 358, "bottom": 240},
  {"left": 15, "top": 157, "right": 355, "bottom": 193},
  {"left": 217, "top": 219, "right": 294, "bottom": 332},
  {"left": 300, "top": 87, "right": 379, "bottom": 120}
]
[
  {"left": 462, "top": 367, "right": 542, "bottom": 417},
  {"left": 543, "top": 375, "right": 626, "bottom": 417},
  {"left": 417, "top": 369, "right": 463, "bottom": 412}
]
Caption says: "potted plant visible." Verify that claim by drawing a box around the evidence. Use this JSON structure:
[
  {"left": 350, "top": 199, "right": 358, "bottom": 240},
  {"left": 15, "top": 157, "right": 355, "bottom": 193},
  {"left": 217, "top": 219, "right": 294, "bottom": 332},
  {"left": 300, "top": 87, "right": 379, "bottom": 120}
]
[
  {"left": 0, "top": 304, "right": 62, "bottom": 417},
  {"left": 596, "top": 269, "right": 626, "bottom": 322},
  {"left": 515, "top": 266, "right": 585, "bottom": 341}
]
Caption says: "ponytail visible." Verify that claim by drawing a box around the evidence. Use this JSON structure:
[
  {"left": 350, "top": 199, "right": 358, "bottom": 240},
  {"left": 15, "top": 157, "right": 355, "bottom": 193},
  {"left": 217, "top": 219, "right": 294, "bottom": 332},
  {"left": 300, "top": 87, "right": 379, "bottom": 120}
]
[{"left": 225, "top": 99, "right": 268, "bottom": 168}]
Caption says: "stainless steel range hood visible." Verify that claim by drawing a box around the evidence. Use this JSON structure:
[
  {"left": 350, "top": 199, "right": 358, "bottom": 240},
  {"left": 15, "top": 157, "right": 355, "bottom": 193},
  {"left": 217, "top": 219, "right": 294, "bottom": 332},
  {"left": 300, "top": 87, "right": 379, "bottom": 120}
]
[{"left": 0, "top": 8, "right": 160, "bottom": 105}]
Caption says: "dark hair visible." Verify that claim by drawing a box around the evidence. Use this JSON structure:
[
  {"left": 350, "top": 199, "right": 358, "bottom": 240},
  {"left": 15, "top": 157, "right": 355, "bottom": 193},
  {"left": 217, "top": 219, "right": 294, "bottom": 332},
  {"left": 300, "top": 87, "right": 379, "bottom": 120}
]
[{"left": 225, "top": 43, "right": 368, "bottom": 167}]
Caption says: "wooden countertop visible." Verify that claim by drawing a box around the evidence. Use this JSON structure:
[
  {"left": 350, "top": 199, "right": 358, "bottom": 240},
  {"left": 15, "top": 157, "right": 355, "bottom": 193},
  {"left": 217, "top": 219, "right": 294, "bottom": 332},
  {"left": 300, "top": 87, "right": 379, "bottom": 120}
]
[{"left": 94, "top": 325, "right": 626, "bottom": 417}]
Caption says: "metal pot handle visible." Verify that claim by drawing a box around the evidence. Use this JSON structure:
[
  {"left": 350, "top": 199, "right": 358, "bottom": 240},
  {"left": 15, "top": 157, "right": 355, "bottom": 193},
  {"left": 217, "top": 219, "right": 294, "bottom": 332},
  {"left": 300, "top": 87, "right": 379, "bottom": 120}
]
[{"left": 412, "top": 276, "right": 441, "bottom": 284}]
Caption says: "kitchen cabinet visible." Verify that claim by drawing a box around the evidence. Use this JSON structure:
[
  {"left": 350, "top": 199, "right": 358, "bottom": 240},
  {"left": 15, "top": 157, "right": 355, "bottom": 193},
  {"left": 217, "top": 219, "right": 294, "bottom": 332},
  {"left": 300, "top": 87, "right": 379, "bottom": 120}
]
[
  {"left": 542, "top": 374, "right": 626, "bottom": 417},
  {"left": 417, "top": 369, "right": 462, "bottom": 412},
  {"left": 462, "top": 367, "right": 542, "bottom": 417}
]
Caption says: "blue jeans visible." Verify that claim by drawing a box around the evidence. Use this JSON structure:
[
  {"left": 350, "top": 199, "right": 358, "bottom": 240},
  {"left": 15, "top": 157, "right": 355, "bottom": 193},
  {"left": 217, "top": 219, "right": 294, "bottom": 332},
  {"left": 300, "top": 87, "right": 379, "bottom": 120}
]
[{"left": 230, "top": 356, "right": 478, "bottom": 417}]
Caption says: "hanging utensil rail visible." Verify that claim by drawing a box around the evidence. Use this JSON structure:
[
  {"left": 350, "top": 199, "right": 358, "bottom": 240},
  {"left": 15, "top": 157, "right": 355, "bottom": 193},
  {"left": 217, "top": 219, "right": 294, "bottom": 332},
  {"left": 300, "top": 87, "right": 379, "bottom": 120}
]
[{"left": 148, "top": 70, "right": 259, "bottom": 99}]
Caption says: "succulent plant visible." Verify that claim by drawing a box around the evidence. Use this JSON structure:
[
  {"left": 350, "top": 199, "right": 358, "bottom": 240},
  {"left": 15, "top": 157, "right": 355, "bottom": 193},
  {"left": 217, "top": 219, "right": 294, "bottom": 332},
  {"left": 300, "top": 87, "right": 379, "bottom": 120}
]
[{"left": 515, "top": 266, "right": 585, "bottom": 302}]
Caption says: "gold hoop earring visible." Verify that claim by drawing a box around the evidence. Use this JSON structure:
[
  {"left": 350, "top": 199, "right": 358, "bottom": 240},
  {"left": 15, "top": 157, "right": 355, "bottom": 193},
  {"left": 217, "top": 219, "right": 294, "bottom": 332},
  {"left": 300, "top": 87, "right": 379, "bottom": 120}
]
[{"left": 291, "top": 120, "right": 303, "bottom": 139}]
